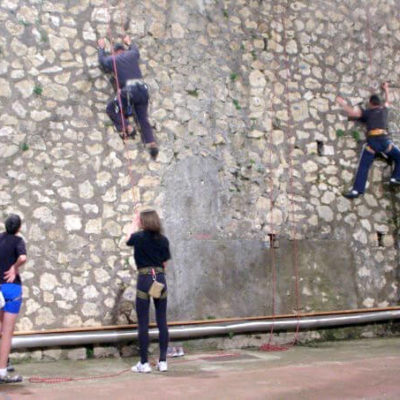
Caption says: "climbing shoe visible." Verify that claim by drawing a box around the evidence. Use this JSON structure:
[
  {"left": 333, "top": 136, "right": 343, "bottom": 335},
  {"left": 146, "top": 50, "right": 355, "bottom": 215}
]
[
  {"left": 149, "top": 146, "right": 159, "bottom": 161},
  {"left": 343, "top": 190, "right": 361, "bottom": 199},
  {"left": 126, "top": 128, "right": 136, "bottom": 139},
  {"left": 119, "top": 128, "right": 136, "bottom": 141},
  {"left": 389, "top": 178, "right": 400, "bottom": 186},
  {"left": 176, "top": 347, "right": 185, "bottom": 357},
  {"left": 0, "top": 374, "right": 23, "bottom": 384}
]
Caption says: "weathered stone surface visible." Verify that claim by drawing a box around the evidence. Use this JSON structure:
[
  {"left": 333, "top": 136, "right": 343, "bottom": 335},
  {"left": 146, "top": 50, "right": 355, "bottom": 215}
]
[
  {"left": 40, "top": 273, "right": 58, "bottom": 291},
  {"left": 65, "top": 215, "right": 82, "bottom": 231},
  {"left": 93, "top": 346, "right": 120, "bottom": 358},
  {"left": 0, "top": 79, "right": 11, "bottom": 97},
  {"left": 79, "top": 181, "right": 94, "bottom": 199},
  {"left": 66, "top": 348, "right": 87, "bottom": 361},
  {"left": 0, "top": 0, "right": 395, "bottom": 335},
  {"left": 249, "top": 70, "right": 266, "bottom": 88}
]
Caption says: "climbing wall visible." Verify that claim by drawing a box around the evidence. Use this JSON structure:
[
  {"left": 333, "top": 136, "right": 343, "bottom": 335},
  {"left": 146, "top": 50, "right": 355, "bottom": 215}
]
[{"left": 0, "top": 0, "right": 399, "bottom": 330}]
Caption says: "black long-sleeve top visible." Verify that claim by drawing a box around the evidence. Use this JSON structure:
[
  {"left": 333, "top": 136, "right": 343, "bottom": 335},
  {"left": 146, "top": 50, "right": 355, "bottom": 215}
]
[{"left": 98, "top": 44, "right": 142, "bottom": 88}]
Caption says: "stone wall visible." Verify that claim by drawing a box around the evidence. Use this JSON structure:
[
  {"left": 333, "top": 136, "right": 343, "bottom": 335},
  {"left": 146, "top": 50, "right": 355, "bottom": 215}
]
[{"left": 0, "top": 0, "right": 399, "bottom": 331}]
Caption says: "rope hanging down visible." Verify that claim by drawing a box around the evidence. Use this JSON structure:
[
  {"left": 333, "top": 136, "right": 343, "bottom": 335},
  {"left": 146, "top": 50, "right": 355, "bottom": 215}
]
[
  {"left": 29, "top": 368, "right": 131, "bottom": 384},
  {"left": 261, "top": 1, "right": 302, "bottom": 352},
  {"left": 102, "top": 0, "right": 143, "bottom": 207}
]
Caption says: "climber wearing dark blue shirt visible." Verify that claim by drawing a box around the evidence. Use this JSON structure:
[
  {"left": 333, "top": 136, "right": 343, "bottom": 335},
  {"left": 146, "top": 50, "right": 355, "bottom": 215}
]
[
  {"left": 336, "top": 82, "right": 400, "bottom": 199},
  {"left": 98, "top": 35, "right": 158, "bottom": 160}
]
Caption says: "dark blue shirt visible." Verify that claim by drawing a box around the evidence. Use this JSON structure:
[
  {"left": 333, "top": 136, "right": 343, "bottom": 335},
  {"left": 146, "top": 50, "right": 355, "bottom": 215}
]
[
  {"left": 359, "top": 107, "right": 388, "bottom": 132},
  {"left": 126, "top": 231, "right": 171, "bottom": 269},
  {"left": 98, "top": 44, "right": 142, "bottom": 88},
  {"left": 0, "top": 232, "right": 26, "bottom": 285}
]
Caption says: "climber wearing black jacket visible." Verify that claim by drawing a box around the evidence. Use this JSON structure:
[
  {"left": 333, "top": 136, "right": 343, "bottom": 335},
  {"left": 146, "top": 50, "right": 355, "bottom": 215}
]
[{"left": 98, "top": 35, "right": 158, "bottom": 160}]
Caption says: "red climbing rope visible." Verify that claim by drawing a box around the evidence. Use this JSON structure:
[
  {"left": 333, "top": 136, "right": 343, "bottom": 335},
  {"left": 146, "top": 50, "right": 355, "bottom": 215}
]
[
  {"left": 364, "top": 5, "right": 380, "bottom": 95},
  {"left": 280, "top": 5, "right": 301, "bottom": 343},
  {"left": 29, "top": 368, "right": 131, "bottom": 384},
  {"left": 264, "top": 56, "right": 284, "bottom": 352},
  {"left": 102, "top": 0, "right": 143, "bottom": 208},
  {"left": 104, "top": 0, "right": 129, "bottom": 139},
  {"left": 365, "top": 6, "right": 373, "bottom": 82},
  {"left": 261, "top": 1, "right": 302, "bottom": 352},
  {"left": 118, "top": 0, "right": 128, "bottom": 34}
]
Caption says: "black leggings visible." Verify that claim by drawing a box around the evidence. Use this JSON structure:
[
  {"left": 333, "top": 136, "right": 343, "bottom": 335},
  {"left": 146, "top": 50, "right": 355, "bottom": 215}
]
[{"left": 136, "top": 273, "right": 169, "bottom": 363}]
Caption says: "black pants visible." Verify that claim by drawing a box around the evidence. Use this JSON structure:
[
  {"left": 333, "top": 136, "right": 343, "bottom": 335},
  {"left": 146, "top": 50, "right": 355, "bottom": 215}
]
[
  {"left": 106, "top": 83, "right": 155, "bottom": 144},
  {"left": 352, "top": 136, "right": 400, "bottom": 193},
  {"left": 136, "top": 273, "right": 168, "bottom": 363}
]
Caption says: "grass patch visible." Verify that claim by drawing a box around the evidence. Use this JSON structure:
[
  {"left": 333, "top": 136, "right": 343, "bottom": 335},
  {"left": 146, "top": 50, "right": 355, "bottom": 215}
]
[
  {"left": 256, "top": 165, "right": 265, "bottom": 173},
  {"left": 233, "top": 99, "right": 241, "bottom": 110},
  {"left": 33, "top": 85, "right": 43, "bottom": 96},
  {"left": 336, "top": 128, "right": 361, "bottom": 142},
  {"left": 351, "top": 130, "right": 361, "bottom": 142},
  {"left": 20, "top": 142, "right": 29, "bottom": 152},
  {"left": 86, "top": 345, "right": 94, "bottom": 359},
  {"left": 18, "top": 19, "right": 30, "bottom": 26},
  {"left": 40, "top": 30, "right": 49, "bottom": 43},
  {"left": 335, "top": 129, "right": 345, "bottom": 137},
  {"left": 186, "top": 89, "right": 199, "bottom": 97}
]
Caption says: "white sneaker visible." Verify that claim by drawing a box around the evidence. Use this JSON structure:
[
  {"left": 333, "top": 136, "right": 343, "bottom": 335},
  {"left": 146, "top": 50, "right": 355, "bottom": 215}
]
[
  {"left": 131, "top": 362, "right": 152, "bottom": 373},
  {"left": 177, "top": 347, "right": 185, "bottom": 357},
  {"left": 167, "top": 346, "right": 175, "bottom": 357},
  {"left": 157, "top": 361, "right": 168, "bottom": 372},
  {"left": 172, "top": 349, "right": 179, "bottom": 357}
]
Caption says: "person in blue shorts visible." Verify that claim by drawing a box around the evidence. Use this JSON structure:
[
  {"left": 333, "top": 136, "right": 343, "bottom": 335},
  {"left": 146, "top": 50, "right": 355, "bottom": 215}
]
[{"left": 0, "top": 214, "right": 27, "bottom": 384}]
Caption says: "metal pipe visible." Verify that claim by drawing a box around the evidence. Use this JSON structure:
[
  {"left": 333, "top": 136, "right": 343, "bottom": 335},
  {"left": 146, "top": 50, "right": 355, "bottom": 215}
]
[{"left": 11, "top": 310, "right": 400, "bottom": 349}]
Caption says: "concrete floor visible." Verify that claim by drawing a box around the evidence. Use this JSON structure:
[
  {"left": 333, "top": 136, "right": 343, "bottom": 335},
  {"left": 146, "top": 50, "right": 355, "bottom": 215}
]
[{"left": 1, "top": 337, "right": 400, "bottom": 400}]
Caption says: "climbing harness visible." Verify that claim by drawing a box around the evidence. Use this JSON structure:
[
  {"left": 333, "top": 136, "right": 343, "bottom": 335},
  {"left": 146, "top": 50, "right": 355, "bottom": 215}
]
[
  {"left": 368, "top": 129, "right": 387, "bottom": 136},
  {"left": 136, "top": 267, "right": 167, "bottom": 299}
]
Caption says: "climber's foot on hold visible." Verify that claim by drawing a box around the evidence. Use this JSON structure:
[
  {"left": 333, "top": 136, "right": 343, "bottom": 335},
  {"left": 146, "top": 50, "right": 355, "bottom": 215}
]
[
  {"left": 148, "top": 142, "right": 159, "bottom": 160},
  {"left": 343, "top": 189, "right": 361, "bottom": 199},
  {"left": 119, "top": 125, "right": 136, "bottom": 140},
  {"left": 389, "top": 178, "right": 400, "bottom": 186}
]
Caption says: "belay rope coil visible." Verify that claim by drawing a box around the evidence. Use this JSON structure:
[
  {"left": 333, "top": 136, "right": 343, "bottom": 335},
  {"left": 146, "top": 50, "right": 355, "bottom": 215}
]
[{"left": 29, "top": 368, "right": 131, "bottom": 384}]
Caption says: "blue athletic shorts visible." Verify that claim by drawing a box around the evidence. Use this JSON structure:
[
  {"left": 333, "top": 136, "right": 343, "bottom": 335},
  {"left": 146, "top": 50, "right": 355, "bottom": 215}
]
[{"left": 1, "top": 283, "right": 22, "bottom": 314}]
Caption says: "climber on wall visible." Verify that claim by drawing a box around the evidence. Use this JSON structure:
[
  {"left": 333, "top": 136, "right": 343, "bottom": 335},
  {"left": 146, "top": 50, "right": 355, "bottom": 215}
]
[
  {"left": 98, "top": 35, "right": 159, "bottom": 160},
  {"left": 336, "top": 82, "right": 400, "bottom": 199}
]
